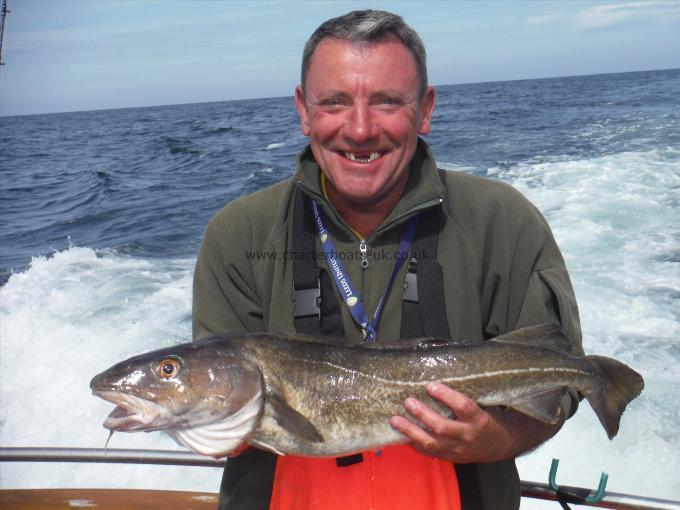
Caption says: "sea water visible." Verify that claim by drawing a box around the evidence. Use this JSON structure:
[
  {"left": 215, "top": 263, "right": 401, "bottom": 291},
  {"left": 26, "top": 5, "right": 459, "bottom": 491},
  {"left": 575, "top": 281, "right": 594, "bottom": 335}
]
[{"left": 1, "top": 69, "right": 679, "bottom": 504}]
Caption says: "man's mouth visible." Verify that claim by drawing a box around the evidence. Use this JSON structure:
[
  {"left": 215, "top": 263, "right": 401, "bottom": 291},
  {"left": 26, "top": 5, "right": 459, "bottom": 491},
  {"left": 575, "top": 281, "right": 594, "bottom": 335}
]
[{"left": 342, "top": 151, "right": 383, "bottom": 163}]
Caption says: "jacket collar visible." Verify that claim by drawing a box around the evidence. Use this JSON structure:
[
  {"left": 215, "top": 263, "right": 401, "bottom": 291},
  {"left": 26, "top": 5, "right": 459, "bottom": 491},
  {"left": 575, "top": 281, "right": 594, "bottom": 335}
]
[{"left": 294, "top": 138, "right": 445, "bottom": 241}]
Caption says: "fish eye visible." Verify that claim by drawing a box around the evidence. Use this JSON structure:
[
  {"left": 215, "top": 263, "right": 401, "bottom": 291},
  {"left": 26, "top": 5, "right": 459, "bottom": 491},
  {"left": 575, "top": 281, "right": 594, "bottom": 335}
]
[{"left": 158, "top": 358, "right": 180, "bottom": 379}]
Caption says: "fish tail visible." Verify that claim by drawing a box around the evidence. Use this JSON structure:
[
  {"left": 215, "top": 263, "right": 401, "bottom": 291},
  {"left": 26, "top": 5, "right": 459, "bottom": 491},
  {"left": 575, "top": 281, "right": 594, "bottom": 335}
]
[{"left": 583, "top": 355, "right": 644, "bottom": 439}]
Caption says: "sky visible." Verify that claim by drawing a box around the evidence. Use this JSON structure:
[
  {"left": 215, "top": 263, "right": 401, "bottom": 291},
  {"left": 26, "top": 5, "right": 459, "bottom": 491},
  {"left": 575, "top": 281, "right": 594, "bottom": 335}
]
[{"left": 0, "top": 0, "right": 679, "bottom": 117}]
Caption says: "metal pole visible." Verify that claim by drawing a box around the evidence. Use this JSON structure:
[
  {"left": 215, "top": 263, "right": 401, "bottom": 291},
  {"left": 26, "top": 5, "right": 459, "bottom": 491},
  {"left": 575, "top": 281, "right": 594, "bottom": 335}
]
[
  {"left": 0, "top": 0, "right": 9, "bottom": 65},
  {"left": 0, "top": 447, "right": 226, "bottom": 468},
  {"left": 2, "top": 447, "right": 680, "bottom": 509},
  {"left": 520, "top": 480, "right": 680, "bottom": 510}
]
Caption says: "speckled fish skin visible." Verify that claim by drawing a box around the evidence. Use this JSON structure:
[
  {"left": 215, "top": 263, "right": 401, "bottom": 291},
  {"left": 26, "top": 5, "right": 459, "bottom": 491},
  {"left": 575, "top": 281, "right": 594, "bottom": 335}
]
[{"left": 91, "top": 324, "right": 644, "bottom": 458}]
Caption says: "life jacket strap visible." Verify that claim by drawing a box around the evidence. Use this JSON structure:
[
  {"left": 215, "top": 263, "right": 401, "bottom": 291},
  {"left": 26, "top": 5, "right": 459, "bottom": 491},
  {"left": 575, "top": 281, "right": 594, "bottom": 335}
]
[{"left": 400, "top": 168, "right": 450, "bottom": 339}]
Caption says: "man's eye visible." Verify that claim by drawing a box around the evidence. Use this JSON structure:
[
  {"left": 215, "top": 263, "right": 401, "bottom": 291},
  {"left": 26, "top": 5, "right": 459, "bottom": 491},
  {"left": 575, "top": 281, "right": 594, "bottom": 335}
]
[
  {"left": 376, "top": 97, "right": 402, "bottom": 107},
  {"left": 321, "top": 98, "right": 346, "bottom": 107}
]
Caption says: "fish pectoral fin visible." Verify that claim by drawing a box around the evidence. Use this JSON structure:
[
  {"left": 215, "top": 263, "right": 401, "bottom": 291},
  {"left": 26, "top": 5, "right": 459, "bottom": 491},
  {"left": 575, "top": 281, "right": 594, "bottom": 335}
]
[
  {"left": 268, "top": 393, "right": 325, "bottom": 443},
  {"left": 493, "top": 324, "right": 573, "bottom": 353},
  {"left": 506, "top": 387, "right": 567, "bottom": 424}
]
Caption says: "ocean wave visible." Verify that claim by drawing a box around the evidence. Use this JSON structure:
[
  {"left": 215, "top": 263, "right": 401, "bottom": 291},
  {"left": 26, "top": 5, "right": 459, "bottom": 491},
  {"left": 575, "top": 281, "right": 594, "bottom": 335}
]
[{"left": 0, "top": 246, "right": 219, "bottom": 490}]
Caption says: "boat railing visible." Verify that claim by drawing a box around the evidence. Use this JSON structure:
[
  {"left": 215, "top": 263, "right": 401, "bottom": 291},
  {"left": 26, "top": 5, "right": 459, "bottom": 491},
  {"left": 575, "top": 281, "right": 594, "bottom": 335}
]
[
  {"left": 2, "top": 447, "right": 679, "bottom": 509},
  {"left": 0, "top": 446, "right": 223, "bottom": 468}
]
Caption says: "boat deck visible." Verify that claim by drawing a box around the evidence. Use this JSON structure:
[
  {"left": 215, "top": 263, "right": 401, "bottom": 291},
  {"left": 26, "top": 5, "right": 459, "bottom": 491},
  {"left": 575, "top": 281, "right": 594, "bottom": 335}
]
[{"left": 0, "top": 489, "right": 218, "bottom": 510}]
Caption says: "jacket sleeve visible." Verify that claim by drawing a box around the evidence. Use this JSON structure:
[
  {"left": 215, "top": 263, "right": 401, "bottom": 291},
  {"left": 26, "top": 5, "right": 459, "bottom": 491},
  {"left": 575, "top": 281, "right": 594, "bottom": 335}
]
[
  {"left": 477, "top": 183, "right": 582, "bottom": 344},
  {"left": 515, "top": 266, "right": 582, "bottom": 354},
  {"left": 509, "top": 198, "right": 583, "bottom": 357},
  {"left": 192, "top": 204, "right": 265, "bottom": 340}
]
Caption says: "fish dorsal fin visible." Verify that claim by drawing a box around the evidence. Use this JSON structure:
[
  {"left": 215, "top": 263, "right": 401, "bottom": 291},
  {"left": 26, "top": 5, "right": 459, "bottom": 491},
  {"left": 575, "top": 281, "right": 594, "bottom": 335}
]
[
  {"left": 493, "top": 324, "right": 572, "bottom": 353},
  {"left": 257, "top": 332, "right": 468, "bottom": 351},
  {"left": 505, "top": 387, "right": 567, "bottom": 424},
  {"left": 273, "top": 333, "right": 457, "bottom": 351},
  {"left": 268, "top": 392, "right": 324, "bottom": 443},
  {"left": 277, "top": 332, "right": 341, "bottom": 345},
  {"left": 360, "top": 337, "right": 468, "bottom": 351}
]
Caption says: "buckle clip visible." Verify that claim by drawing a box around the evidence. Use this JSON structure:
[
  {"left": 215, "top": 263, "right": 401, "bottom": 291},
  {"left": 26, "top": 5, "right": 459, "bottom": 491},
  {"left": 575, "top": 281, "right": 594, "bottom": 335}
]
[
  {"left": 293, "top": 285, "right": 321, "bottom": 318},
  {"left": 403, "top": 257, "right": 419, "bottom": 303}
]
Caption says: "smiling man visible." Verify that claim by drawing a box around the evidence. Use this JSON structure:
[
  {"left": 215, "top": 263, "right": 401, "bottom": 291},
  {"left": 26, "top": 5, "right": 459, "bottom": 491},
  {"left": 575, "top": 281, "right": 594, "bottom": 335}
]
[
  {"left": 295, "top": 36, "right": 435, "bottom": 239},
  {"left": 193, "top": 9, "right": 582, "bottom": 510}
]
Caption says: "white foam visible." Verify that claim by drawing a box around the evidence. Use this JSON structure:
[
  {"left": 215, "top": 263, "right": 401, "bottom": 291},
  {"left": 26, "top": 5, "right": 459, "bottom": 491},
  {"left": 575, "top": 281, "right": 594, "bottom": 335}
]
[
  {"left": 438, "top": 161, "right": 477, "bottom": 173},
  {"left": 491, "top": 149, "right": 680, "bottom": 503},
  {"left": 265, "top": 142, "right": 284, "bottom": 150},
  {"left": 0, "top": 246, "right": 221, "bottom": 491}
]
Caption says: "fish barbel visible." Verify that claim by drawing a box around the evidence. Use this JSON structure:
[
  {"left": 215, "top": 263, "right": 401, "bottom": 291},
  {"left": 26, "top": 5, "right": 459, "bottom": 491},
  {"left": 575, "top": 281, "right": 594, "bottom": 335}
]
[{"left": 90, "top": 324, "right": 644, "bottom": 459}]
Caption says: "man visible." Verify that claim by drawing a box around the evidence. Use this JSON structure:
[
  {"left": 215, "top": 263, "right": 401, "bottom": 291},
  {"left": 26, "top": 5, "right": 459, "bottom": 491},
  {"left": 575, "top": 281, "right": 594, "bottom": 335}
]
[{"left": 193, "top": 9, "right": 582, "bottom": 510}]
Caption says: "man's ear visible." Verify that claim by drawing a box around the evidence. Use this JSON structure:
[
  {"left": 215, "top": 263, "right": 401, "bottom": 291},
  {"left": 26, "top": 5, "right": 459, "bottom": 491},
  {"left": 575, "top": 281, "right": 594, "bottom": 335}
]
[
  {"left": 295, "top": 85, "right": 311, "bottom": 136},
  {"left": 417, "top": 86, "right": 436, "bottom": 135}
]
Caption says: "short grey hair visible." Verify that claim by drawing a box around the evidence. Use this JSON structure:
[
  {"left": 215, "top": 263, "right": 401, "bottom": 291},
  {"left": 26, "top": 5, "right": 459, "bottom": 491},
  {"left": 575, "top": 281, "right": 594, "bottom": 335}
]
[{"left": 301, "top": 10, "right": 428, "bottom": 98}]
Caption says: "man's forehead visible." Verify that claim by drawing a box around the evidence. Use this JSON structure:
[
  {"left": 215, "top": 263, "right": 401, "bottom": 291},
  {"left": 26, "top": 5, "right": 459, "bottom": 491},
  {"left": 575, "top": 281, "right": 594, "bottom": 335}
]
[
  {"left": 312, "top": 35, "right": 410, "bottom": 59},
  {"left": 309, "top": 36, "right": 416, "bottom": 70}
]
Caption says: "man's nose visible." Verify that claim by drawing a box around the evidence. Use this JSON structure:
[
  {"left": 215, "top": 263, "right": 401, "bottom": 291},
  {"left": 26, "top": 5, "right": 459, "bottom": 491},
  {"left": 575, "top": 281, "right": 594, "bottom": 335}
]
[{"left": 343, "top": 103, "right": 378, "bottom": 143}]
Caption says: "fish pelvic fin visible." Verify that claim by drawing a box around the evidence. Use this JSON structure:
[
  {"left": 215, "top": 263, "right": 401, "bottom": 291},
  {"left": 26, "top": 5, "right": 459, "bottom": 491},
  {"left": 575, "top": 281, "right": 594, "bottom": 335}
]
[
  {"left": 268, "top": 392, "right": 325, "bottom": 444},
  {"left": 585, "top": 355, "right": 644, "bottom": 439}
]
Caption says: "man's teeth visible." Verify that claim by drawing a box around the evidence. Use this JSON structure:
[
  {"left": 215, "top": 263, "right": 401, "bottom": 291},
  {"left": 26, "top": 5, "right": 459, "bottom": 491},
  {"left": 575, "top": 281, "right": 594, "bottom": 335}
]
[{"left": 344, "top": 152, "right": 381, "bottom": 163}]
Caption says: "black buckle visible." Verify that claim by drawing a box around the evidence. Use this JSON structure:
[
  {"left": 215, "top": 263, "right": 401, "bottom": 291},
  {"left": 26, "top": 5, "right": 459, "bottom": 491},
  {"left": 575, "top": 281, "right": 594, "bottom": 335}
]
[
  {"left": 336, "top": 453, "right": 364, "bottom": 467},
  {"left": 293, "top": 285, "right": 321, "bottom": 318}
]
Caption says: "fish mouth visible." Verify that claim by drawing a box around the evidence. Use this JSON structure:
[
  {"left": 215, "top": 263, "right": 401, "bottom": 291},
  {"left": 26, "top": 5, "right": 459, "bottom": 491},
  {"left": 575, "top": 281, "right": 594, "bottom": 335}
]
[{"left": 94, "top": 390, "right": 164, "bottom": 432}]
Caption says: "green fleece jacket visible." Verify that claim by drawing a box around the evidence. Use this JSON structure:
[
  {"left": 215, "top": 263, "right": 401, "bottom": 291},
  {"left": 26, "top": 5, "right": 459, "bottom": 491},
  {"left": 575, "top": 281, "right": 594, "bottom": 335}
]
[{"left": 193, "top": 138, "right": 583, "bottom": 509}]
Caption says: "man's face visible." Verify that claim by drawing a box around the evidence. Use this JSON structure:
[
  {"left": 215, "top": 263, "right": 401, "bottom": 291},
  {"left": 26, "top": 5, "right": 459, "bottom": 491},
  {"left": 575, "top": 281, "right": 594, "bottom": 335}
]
[{"left": 295, "top": 38, "right": 435, "bottom": 206}]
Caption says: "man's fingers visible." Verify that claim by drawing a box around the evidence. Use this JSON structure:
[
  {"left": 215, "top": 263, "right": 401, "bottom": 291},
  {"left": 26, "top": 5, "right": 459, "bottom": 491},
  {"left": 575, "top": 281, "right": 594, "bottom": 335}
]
[
  {"left": 403, "top": 397, "right": 461, "bottom": 437},
  {"left": 389, "top": 384, "right": 486, "bottom": 457},
  {"left": 426, "top": 382, "right": 481, "bottom": 421},
  {"left": 388, "top": 415, "right": 439, "bottom": 452}
]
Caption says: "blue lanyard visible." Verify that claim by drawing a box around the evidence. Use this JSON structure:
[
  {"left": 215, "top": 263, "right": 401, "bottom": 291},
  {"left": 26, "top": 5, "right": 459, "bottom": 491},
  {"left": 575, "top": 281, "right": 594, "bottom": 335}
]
[{"left": 311, "top": 200, "right": 419, "bottom": 342}]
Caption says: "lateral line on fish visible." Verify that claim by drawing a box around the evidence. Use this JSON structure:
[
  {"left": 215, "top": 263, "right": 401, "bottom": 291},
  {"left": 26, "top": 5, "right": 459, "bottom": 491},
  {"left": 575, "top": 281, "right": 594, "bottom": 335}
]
[{"left": 310, "top": 361, "right": 590, "bottom": 387}]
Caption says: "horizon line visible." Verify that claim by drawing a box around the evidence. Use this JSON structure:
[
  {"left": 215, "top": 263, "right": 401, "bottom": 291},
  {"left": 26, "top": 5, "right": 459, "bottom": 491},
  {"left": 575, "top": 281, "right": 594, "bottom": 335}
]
[{"left": 2, "top": 66, "right": 678, "bottom": 119}]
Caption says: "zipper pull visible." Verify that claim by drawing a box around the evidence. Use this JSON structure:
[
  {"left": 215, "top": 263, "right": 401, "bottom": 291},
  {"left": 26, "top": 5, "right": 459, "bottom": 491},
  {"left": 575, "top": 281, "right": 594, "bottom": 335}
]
[{"left": 359, "top": 240, "right": 369, "bottom": 269}]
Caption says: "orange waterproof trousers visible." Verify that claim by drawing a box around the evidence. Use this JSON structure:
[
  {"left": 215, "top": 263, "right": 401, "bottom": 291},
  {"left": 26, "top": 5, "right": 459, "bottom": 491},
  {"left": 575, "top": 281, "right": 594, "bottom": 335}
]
[{"left": 269, "top": 445, "right": 461, "bottom": 510}]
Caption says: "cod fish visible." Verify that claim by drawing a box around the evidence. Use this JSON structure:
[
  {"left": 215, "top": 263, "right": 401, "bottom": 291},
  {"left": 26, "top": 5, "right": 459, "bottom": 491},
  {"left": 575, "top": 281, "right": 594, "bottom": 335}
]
[{"left": 90, "top": 324, "right": 644, "bottom": 459}]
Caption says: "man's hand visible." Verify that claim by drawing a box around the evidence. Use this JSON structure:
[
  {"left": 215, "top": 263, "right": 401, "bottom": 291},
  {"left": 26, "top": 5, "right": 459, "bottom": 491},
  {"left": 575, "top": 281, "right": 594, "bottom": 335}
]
[{"left": 388, "top": 382, "right": 563, "bottom": 463}]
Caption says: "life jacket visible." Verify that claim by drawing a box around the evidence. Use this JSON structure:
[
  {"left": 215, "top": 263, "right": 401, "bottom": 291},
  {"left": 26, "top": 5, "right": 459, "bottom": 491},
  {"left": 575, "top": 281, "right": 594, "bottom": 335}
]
[
  {"left": 217, "top": 182, "right": 485, "bottom": 510},
  {"left": 270, "top": 447, "right": 460, "bottom": 510}
]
